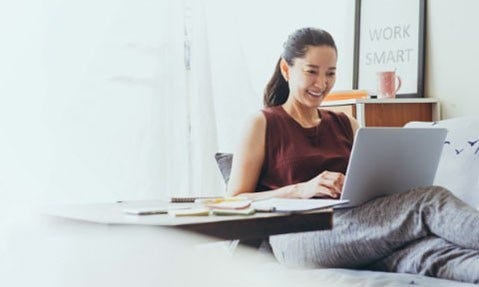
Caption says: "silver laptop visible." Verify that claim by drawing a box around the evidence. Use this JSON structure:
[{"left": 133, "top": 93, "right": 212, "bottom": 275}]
[{"left": 337, "top": 127, "right": 447, "bottom": 208}]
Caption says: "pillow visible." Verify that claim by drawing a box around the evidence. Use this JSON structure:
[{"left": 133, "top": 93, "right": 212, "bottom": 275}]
[
  {"left": 405, "top": 116, "right": 479, "bottom": 208},
  {"left": 214, "top": 152, "right": 233, "bottom": 184}
]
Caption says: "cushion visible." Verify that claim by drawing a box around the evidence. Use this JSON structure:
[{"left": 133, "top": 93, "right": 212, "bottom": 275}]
[
  {"left": 214, "top": 152, "right": 233, "bottom": 184},
  {"left": 405, "top": 116, "right": 479, "bottom": 208}
]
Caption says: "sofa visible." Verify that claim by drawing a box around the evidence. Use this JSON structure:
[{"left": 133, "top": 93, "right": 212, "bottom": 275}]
[
  {"left": 214, "top": 116, "right": 479, "bottom": 286},
  {"left": 406, "top": 116, "right": 479, "bottom": 209}
]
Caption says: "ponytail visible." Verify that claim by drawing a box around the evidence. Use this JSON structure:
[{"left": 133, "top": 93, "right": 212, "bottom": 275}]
[{"left": 263, "top": 58, "right": 289, "bottom": 107}]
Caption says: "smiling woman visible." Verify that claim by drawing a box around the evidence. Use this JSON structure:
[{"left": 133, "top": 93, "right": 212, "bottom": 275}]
[
  {"left": 228, "top": 27, "right": 357, "bottom": 200},
  {"left": 279, "top": 46, "right": 337, "bottom": 112}
]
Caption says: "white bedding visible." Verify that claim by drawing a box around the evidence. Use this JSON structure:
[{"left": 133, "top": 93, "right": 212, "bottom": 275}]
[
  {"left": 200, "top": 241, "right": 476, "bottom": 287},
  {"left": 257, "top": 263, "right": 476, "bottom": 287}
]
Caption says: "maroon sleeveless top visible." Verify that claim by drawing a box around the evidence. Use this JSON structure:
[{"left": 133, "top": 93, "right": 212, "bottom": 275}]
[{"left": 256, "top": 106, "right": 354, "bottom": 191}]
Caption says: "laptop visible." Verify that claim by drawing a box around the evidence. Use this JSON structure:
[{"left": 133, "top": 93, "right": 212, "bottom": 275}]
[{"left": 336, "top": 127, "right": 447, "bottom": 208}]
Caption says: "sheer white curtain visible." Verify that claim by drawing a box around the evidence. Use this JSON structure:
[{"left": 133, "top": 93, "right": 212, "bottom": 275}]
[
  {"left": 159, "top": 0, "right": 223, "bottom": 197},
  {"left": 39, "top": 0, "right": 202, "bottom": 202},
  {"left": 156, "top": 0, "right": 191, "bottom": 197},
  {"left": 0, "top": 0, "right": 224, "bottom": 205},
  {"left": 187, "top": 1, "right": 225, "bottom": 197}
]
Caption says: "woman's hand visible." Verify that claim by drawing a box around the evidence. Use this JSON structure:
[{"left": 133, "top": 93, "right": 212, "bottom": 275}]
[{"left": 291, "top": 171, "right": 345, "bottom": 199}]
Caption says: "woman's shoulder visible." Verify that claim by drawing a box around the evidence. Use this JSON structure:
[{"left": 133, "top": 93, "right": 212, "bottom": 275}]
[
  {"left": 242, "top": 111, "right": 267, "bottom": 135},
  {"left": 245, "top": 106, "right": 286, "bottom": 136},
  {"left": 261, "top": 105, "right": 288, "bottom": 123}
]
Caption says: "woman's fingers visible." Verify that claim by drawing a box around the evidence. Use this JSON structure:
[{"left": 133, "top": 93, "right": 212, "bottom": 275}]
[
  {"left": 314, "top": 185, "right": 340, "bottom": 198},
  {"left": 315, "top": 171, "right": 345, "bottom": 198}
]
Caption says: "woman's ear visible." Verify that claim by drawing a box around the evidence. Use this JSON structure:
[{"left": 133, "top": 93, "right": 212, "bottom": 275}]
[{"left": 279, "top": 58, "right": 290, "bottom": 82}]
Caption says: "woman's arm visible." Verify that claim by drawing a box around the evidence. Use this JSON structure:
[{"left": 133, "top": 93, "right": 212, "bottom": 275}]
[
  {"left": 227, "top": 112, "right": 345, "bottom": 200},
  {"left": 227, "top": 112, "right": 278, "bottom": 200}
]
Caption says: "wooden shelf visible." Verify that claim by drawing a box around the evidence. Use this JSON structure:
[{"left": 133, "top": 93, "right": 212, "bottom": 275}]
[{"left": 321, "top": 98, "right": 440, "bottom": 127}]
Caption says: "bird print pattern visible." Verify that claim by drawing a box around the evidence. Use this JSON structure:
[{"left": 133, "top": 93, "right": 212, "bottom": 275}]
[{"left": 430, "top": 122, "right": 479, "bottom": 157}]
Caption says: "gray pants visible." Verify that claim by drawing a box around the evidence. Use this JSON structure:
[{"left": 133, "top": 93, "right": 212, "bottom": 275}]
[{"left": 269, "top": 186, "right": 479, "bottom": 283}]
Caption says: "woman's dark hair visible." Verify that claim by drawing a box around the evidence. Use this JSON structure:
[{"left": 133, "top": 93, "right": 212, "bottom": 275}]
[{"left": 263, "top": 27, "right": 337, "bottom": 107}]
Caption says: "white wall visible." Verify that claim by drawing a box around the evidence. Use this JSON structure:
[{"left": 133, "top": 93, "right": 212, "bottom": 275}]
[{"left": 427, "top": 0, "right": 479, "bottom": 118}]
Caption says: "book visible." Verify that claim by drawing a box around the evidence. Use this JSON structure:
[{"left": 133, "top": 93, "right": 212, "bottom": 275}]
[{"left": 323, "top": 90, "right": 368, "bottom": 102}]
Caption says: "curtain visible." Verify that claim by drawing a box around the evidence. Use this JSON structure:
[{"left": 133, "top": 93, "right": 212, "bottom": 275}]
[
  {"left": 156, "top": 0, "right": 192, "bottom": 197},
  {"left": 159, "top": 0, "right": 224, "bottom": 198},
  {"left": 0, "top": 0, "right": 225, "bottom": 205}
]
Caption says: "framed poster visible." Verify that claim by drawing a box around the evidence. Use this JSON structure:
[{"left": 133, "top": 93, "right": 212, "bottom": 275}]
[{"left": 353, "top": 0, "right": 426, "bottom": 98}]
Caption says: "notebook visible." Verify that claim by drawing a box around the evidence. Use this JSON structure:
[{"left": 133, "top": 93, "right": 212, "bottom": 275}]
[{"left": 335, "top": 127, "right": 447, "bottom": 208}]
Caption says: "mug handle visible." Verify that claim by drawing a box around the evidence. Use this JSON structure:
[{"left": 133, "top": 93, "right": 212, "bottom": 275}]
[{"left": 395, "top": 75, "right": 402, "bottom": 93}]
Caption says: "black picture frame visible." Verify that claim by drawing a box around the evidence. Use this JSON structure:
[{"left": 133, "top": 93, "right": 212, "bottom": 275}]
[{"left": 353, "top": 0, "right": 426, "bottom": 98}]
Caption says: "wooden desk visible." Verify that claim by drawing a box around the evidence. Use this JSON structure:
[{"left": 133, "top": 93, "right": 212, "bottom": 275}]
[
  {"left": 321, "top": 98, "right": 440, "bottom": 127},
  {"left": 46, "top": 200, "right": 333, "bottom": 241}
]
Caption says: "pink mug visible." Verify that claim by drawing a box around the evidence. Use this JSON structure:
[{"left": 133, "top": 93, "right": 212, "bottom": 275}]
[{"left": 377, "top": 71, "right": 402, "bottom": 98}]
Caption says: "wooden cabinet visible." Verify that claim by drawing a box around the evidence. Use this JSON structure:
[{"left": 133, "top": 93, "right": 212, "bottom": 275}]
[{"left": 321, "top": 98, "right": 440, "bottom": 127}]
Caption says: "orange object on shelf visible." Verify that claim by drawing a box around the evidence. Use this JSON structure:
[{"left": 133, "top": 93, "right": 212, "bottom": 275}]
[{"left": 323, "top": 90, "right": 369, "bottom": 101}]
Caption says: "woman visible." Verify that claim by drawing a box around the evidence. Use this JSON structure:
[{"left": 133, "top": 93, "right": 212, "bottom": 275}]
[{"left": 228, "top": 27, "right": 479, "bottom": 283}]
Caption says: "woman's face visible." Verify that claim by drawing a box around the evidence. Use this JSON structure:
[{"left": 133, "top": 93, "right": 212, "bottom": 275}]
[{"left": 282, "top": 45, "right": 337, "bottom": 108}]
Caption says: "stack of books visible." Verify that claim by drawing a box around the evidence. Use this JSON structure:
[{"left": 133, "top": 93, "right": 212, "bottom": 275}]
[{"left": 323, "top": 90, "right": 368, "bottom": 102}]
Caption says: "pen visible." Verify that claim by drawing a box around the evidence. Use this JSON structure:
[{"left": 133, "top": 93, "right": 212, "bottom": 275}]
[
  {"left": 123, "top": 206, "right": 191, "bottom": 216},
  {"left": 254, "top": 207, "right": 276, "bottom": 213},
  {"left": 133, "top": 210, "right": 167, "bottom": 215}
]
